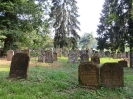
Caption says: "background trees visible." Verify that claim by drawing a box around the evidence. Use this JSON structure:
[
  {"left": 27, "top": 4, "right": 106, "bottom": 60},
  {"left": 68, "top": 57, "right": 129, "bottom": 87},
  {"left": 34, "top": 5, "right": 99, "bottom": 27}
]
[
  {"left": 0, "top": 0, "right": 50, "bottom": 54},
  {"left": 50, "top": 0, "right": 80, "bottom": 49}
]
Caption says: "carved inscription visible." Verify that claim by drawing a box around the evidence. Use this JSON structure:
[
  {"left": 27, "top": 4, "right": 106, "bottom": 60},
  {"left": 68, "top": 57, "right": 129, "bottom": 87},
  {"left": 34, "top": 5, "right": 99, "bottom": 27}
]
[
  {"left": 100, "top": 63, "right": 124, "bottom": 88},
  {"left": 78, "top": 62, "right": 99, "bottom": 88}
]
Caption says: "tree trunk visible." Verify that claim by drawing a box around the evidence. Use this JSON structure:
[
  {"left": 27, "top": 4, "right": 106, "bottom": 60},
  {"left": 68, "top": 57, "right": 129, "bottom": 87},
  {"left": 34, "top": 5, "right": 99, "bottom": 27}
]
[{"left": 3, "top": 34, "right": 13, "bottom": 55}]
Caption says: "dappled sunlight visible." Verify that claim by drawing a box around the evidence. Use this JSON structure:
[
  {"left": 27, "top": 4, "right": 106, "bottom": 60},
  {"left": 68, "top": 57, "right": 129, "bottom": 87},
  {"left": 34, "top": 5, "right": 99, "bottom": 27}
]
[{"left": 0, "top": 68, "right": 9, "bottom": 72}]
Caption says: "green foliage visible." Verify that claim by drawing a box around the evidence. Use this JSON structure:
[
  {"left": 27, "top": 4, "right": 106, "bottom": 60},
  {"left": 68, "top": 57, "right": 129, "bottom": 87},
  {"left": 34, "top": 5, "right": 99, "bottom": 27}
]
[
  {"left": 79, "top": 32, "right": 97, "bottom": 49},
  {"left": 50, "top": 0, "right": 80, "bottom": 49}
]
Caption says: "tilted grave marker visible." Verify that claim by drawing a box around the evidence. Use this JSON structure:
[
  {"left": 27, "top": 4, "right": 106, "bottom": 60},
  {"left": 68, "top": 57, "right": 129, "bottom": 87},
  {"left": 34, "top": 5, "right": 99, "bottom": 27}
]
[
  {"left": 78, "top": 62, "right": 99, "bottom": 89},
  {"left": 7, "top": 50, "right": 14, "bottom": 61},
  {"left": 8, "top": 53, "right": 30, "bottom": 79},
  {"left": 100, "top": 63, "right": 124, "bottom": 88}
]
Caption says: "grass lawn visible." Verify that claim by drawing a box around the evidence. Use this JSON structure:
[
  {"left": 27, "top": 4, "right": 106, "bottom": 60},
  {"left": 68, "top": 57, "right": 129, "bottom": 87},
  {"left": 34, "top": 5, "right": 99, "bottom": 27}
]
[{"left": 0, "top": 57, "right": 133, "bottom": 99}]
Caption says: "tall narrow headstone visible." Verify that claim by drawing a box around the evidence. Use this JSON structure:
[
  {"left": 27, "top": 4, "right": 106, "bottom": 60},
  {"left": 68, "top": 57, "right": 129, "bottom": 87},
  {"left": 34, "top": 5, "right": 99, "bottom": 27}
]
[
  {"left": 100, "top": 63, "right": 124, "bottom": 88},
  {"left": 7, "top": 50, "right": 14, "bottom": 61},
  {"left": 78, "top": 62, "right": 99, "bottom": 89},
  {"left": 8, "top": 53, "right": 30, "bottom": 79}
]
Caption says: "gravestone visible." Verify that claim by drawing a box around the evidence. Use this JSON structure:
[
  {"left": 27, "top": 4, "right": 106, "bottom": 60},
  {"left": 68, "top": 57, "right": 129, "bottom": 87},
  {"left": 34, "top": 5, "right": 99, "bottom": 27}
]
[
  {"left": 64, "top": 50, "right": 68, "bottom": 57},
  {"left": 100, "top": 63, "right": 124, "bottom": 88},
  {"left": 118, "top": 60, "right": 128, "bottom": 67},
  {"left": 91, "top": 53, "right": 100, "bottom": 64},
  {"left": 38, "top": 55, "right": 44, "bottom": 62},
  {"left": 53, "top": 52, "right": 57, "bottom": 61},
  {"left": 8, "top": 53, "right": 30, "bottom": 79},
  {"left": 45, "top": 50, "right": 53, "bottom": 63},
  {"left": 68, "top": 50, "right": 78, "bottom": 63},
  {"left": 80, "top": 53, "right": 89, "bottom": 63},
  {"left": 78, "top": 62, "right": 99, "bottom": 88},
  {"left": 7, "top": 50, "right": 14, "bottom": 61},
  {"left": 57, "top": 48, "right": 62, "bottom": 57}
]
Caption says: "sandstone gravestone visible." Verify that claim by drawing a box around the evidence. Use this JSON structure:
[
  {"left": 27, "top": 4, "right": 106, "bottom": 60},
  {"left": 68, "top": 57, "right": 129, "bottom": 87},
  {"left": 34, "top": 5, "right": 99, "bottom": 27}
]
[
  {"left": 57, "top": 48, "right": 62, "bottom": 57},
  {"left": 118, "top": 60, "right": 128, "bottom": 67},
  {"left": 8, "top": 53, "right": 30, "bottom": 79},
  {"left": 64, "top": 50, "right": 68, "bottom": 57},
  {"left": 78, "top": 62, "right": 99, "bottom": 89},
  {"left": 80, "top": 53, "right": 89, "bottom": 63},
  {"left": 91, "top": 53, "right": 100, "bottom": 64},
  {"left": 68, "top": 50, "right": 78, "bottom": 63},
  {"left": 100, "top": 63, "right": 124, "bottom": 88},
  {"left": 53, "top": 52, "right": 57, "bottom": 61},
  {"left": 7, "top": 50, "right": 14, "bottom": 61},
  {"left": 45, "top": 50, "right": 53, "bottom": 63}
]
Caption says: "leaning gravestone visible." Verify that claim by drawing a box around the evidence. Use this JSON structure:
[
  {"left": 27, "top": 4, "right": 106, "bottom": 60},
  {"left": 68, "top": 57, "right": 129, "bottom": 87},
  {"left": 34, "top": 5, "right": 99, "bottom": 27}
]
[
  {"left": 80, "top": 53, "right": 89, "bottom": 63},
  {"left": 118, "top": 60, "right": 128, "bottom": 67},
  {"left": 7, "top": 50, "right": 14, "bottom": 61},
  {"left": 100, "top": 63, "right": 124, "bottom": 88},
  {"left": 8, "top": 53, "right": 30, "bottom": 79},
  {"left": 53, "top": 52, "right": 57, "bottom": 61},
  {"left": 68, "top": 50, "right": 78, "bottom": 63},
  {"left": 78, "top": 62, "right": 99, "bottom": 89},
  {"left": 45, "top": 50, "right": 53, "bottom": 63}
]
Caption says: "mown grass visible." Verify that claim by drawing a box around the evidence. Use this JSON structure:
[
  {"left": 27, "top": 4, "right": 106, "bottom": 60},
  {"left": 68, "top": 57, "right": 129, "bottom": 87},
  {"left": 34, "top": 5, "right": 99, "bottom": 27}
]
[{"left": 0, "top": 57, "right": 133, "bottom": 99}]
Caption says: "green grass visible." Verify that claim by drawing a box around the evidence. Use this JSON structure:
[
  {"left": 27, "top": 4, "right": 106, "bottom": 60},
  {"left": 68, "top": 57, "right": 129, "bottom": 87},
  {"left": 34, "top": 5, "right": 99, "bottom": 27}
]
[{"left": 0, "top": 57, "right": 133, "bottom": 99}]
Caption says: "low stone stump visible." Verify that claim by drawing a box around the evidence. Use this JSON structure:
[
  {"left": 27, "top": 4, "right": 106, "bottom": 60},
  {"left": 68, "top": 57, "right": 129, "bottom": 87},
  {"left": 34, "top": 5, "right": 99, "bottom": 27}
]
[
  {"left": 100, "top": 63, "right": 124, "bottom": 88},
  {"left": 80, "top": 53, "right": 89, "bottom": 63},
  {"left": 118, "top": 60, "right": 128, "bottom": 67},
  {"left": 8, "top": 53, "right": 30, "bottom": 79},
  {"left": 78, "top": 62, "right": 99, "bottom": 89}
]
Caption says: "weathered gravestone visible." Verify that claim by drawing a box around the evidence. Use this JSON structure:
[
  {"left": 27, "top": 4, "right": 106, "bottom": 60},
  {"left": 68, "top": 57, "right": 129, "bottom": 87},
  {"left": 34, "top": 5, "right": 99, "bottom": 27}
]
[
  {"left": 68, "top": 50, "right": 78, "bottom": 63},
  {"left": 91, "top": 53, "right": 100, "bottom": 64},
  {"left": 38, "top": 55, "right": 44, "bottom": 62},
  {"left": 45, "top": 50, "right": 53, "bottom": 63},
  {"left": 118, "top": 60, "right": 128, "bottom": 67},
  {"left": 64, "top": 50, "right": 68, "bottom": 57},
  {"left": 100, "top": 63, "right": 124, "bottom": 88},
  {"left": 8, "top": 53, "right": 30, "bottom": 79},
  {"left": 80, "top": 53, "right": 89, "bottom": 63},
  {"left": 78, "top": 62, "right": 99, "bottom": 89},
  {"left": 7, "top": 50, "right": 14, "bottom": 61},
  {"left": 53, "top": 52, "right": 57, "bottom": 61},
  {"left": 57, "top": 48, "right": 62, "bottom": 57}
]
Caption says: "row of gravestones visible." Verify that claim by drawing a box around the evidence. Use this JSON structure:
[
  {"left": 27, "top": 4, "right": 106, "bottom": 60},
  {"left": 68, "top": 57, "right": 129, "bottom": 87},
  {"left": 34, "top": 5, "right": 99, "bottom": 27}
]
[
  {"left": 79, "top": 62, "right": 124, "bottom": 89},
  {"left": 8, "top": 53, "right": 124, "bottom": 89}
]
